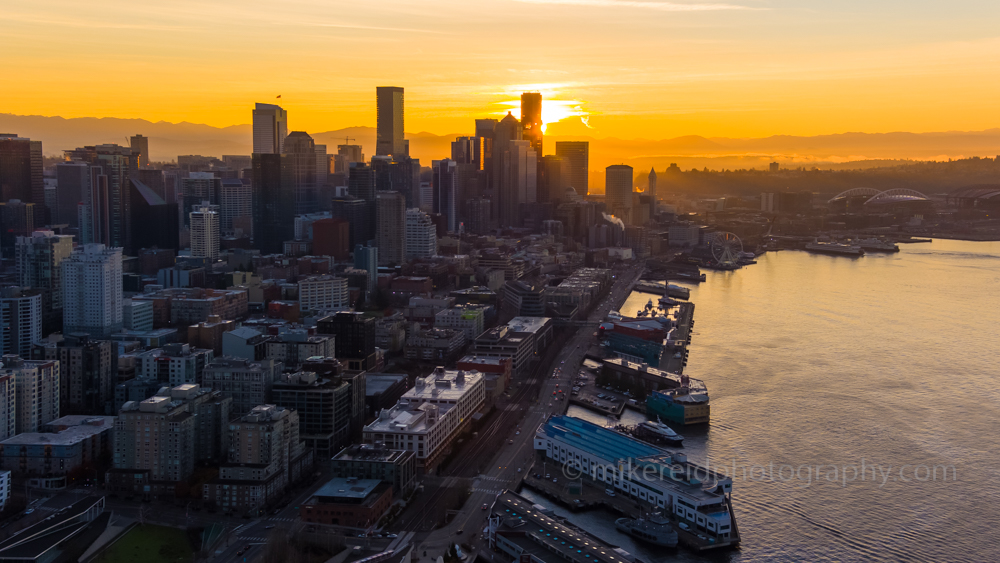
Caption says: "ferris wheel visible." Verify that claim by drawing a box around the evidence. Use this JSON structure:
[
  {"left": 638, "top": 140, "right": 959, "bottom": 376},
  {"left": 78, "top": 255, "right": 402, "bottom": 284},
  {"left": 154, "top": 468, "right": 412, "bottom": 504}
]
[{"left": 710, "top": 232, "right": 743, "bottom": 267}]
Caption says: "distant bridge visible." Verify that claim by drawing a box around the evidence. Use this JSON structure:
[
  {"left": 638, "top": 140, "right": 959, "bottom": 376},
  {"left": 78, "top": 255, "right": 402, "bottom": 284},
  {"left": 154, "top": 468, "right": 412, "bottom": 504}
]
[{"left": 828, "top": 187, "right": 930, "bottom": 205}]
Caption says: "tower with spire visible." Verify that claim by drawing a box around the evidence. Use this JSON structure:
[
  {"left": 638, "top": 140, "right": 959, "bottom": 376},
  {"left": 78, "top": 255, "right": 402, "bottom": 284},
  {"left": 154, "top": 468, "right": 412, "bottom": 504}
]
[{"left": 647, "top": 167, "right": 657, "bottom": 202}]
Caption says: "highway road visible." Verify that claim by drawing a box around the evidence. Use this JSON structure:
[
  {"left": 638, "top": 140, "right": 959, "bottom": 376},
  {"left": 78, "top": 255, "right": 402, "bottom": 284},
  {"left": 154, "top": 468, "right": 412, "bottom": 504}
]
[{"left": 410, "top": 262, "right": 643, "bottom": 562}]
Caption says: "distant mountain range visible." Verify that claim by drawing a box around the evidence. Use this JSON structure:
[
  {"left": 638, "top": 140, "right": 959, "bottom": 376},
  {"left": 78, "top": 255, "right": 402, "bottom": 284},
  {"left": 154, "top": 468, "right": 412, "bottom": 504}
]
[{"left": 5, "top": 113, "right": 1000, "bottom": 188}]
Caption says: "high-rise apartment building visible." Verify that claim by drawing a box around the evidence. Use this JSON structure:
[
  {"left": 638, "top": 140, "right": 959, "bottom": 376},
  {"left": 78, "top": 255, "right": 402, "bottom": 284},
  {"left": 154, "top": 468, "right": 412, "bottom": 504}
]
[
  {"left": 190, "top": 204, "right": 220, "bottom": 260},
  {"left": 0, "top": 373, "right": 13, "bottom": 441},
  {"left": 111, "top": 384, "right": 232, "bottom": 486},
  {"left": 201, "top": 357, "right": 280, "bottom": 416},
  {"left": 1, "top": 356, "right": 60, "bottom": 434},
  {"left": 129, "top": 135, "right": 150, "bottom": 168},
  {"left": 33, "top": 333, "right": 117, "bottom": 416},
  {"left": 556, "top": 141, "right": 589, "bottom": 196},
  {"left": 135, "top": 343, "right": 214, "bottom": 387},
  {"left": 181, "top": 172, "right": 221, "bottom": 227},
  {"left": 376, "top": 86, "right": 405, "bottom": 157},
  {"left": 252, "top": 103, "right": 288, "bottom": 154},
  {"left": 61, "top": 244, "right": 123, "bottom": 338},
  {"left": 251, "top": 153, "right": 295, "bottom": 254},
  {"left": 0, "top": 289, "right": 41, "bottom": 359},
  {"left": 220, "top": 178, "right": 252, "bottom": 235},
  {"left": 376, "top": 191, "right": 406, "bottom": 265},
  {"left": 16, "top": 230, "right": 74, "bottom": 332},
  {"left": 432, "top": 160, "right": 459, "bottom": 232},
  {"left": 405, "top": 208, "right": 437, "bottom": 259},
  {"left": 605, "top": 165, "right": 634, "bottom": 223},
  {"left": 272, "top": 370, "right": 362, "bottom": 460}
]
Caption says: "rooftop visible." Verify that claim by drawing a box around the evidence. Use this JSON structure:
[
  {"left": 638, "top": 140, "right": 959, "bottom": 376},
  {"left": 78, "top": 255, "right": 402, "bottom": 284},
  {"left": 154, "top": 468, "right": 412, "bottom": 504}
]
[
  {"left": 366, "top": 374, "right": 406, "bottom": 396},
  {"left": 508, "top": 316, "right": 553, "bottom": 334},
  {"left": 0, "top": 417, "right": 114, "bottom": 447},
  {"left": 333, "top": 443, "right": 412, "bottom": 463},
  {"left": 403, "top": 367, "right": 482, "bottom": 401},
  {"left": 313, "top": 478, "right": 381, "bottom": 500}
]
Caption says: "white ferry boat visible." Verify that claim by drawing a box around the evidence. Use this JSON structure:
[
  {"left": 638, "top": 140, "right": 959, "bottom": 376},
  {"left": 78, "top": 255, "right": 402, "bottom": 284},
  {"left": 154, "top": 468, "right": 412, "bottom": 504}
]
[
  {"left": 805, "top": 241, "right": 864, "bottom": 256},
  {"left": 855, "top": 238, "right": 900, "bottom": 252}
]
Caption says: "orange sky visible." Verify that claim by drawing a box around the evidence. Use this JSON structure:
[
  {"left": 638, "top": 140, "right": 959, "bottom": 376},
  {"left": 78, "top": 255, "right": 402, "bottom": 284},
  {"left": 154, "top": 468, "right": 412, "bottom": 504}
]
[{"left": 4, "top": 0, "right": 1000, "bottom": 139}]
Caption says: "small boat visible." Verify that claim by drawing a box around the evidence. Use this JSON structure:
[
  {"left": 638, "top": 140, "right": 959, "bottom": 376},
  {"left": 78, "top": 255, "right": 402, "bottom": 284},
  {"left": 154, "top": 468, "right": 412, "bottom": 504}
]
[
  {"left": 615, "top": 513, "right": 679, "bottom": 547},
  {"left": 635, "top": 418, "right": 684, "bottom": 446}
]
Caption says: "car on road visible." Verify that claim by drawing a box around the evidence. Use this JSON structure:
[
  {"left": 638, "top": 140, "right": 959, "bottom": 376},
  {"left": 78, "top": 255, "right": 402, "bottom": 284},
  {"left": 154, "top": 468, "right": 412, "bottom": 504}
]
[
  {"left": 456, "top": 529, "right": 464, "bottom": 535},
  {"left": 605, "top": 489, "right": 616, "bottom": 497},
  {"left": 265, "top": 525, "right": 275, "bottom": 530},
  {"left": 508, "top": 439, "right": 514, "bottom": 444},
  {"left": 386, "top": 534, "right": 398, "bottom": 538},
  {"left": 237, "top": 547, "right": 249, "bottom": 556},
  {"left": 482, "top": 504, "right": 489, "bottom": 510},
  {"left": 552, "top": 478, "right": 558, "bottom": 483},
  {"left": 515, "top": 430, "right": 520, "bottom": 435}
]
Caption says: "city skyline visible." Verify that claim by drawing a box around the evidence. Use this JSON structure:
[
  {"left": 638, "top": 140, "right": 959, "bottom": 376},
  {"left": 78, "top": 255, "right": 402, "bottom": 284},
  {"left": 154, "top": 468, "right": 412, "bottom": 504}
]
[{"left": 5, "top": 1, "right": 1000, "bottom": 139}]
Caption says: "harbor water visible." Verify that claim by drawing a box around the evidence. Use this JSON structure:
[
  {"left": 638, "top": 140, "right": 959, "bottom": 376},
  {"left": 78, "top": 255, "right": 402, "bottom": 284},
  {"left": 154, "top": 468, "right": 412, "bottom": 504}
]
[{"left": 562, "top": 239, "right": 1000, "bottom": 562}]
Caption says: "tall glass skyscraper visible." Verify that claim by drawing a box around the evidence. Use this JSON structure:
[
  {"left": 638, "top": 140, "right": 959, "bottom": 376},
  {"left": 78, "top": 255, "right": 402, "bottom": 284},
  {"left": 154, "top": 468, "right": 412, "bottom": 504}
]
[{"left": 376, "top": 87, "right": 405, "bottom": 157}]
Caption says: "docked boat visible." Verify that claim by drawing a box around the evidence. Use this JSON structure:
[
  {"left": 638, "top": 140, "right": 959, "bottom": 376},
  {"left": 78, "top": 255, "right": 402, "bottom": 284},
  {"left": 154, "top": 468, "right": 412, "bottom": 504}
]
[
  {"left": 615, "top": 513, "right": 679, "bottom": 547},
  {"left": 635, "top": 419, "right": 684, "bottom": 446},
  {"left": 666, "top": 284, "right": 690, "bottom": 300},
  {"left": 805, "top": 241, "right": 864, "bottom": 256},
  {"left": 855, "top": 238, "right": 900, "bottom": 252}
]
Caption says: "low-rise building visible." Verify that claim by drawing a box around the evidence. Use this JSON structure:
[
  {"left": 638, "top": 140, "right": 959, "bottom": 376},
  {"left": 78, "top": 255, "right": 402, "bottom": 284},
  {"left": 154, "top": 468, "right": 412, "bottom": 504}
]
[
  {"left": 363, "top": 367, "right": 484, "bottom": 473},
  {"left": 298, "top": 275, "right": 349, "bottom": 312},
  {"left": 434, "top": 305, "right": 486, "bottom": 341},
  {"left": 374, "top": 314, "right": 407, "bottom": 354},
  {"left": 471, "top": 326, "right": 534, "bottom": 378},
  {"left": 330, "top": 443, "right": 416, "bottom": 496},
  {"left": 271, "top": 370, "right": 362, "bottom": 460},
  {"left": 134, "top": 343, "right": 214, "bottom": 386},
  {"left": 186, "top": 315, "right": 236, "bottom": 354},
  {"left": 264, "top": 329, "right": 334, "bottom": 369},
  {"left": 456, "top": 355, "right": 511, "bottom": 402},
  {"left": 404, "top": 327, "right": 466, "bottom": 362},
  {"left": 365, "top": 374, "right": 408, "bottom": 418},
  {"left": 300, "top": 477, "right": 393, "bottom": 528},
  {"left": 0, "top": 415, "right": 113, "bottom": 490},
  {"left": 222, "top": 326, "right": 270, "bottom": 361}
]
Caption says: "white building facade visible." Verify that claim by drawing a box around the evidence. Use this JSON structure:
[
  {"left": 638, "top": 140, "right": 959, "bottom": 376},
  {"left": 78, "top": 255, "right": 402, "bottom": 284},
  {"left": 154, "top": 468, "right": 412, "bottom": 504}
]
[{"left": 61, "top": 244, "right": 123, "bottom": 338}]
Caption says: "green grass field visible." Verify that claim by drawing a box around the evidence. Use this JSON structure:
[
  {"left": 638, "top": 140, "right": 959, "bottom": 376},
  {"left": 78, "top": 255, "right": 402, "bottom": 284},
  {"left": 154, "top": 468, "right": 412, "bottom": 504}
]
[{"left": 95, "top": 524, "right": 193, "bottom": 563}]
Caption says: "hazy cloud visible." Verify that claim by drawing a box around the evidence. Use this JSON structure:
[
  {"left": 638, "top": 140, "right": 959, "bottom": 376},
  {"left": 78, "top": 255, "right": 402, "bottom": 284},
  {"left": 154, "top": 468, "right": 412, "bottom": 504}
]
[{"left": 512, "top": 0, "right": 761, "bottom": 11}]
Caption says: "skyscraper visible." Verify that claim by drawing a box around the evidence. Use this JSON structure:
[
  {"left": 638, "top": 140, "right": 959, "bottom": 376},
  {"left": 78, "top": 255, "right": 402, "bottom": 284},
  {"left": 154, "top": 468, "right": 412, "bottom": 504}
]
[
  {"left": 64, "top": 144, "right": 136, "bottom": 250},
  {"left": 129, "top": 134, "right": 150, "bottom": 168},
  {"left": 285, "top": 131, "right": 319, "bottom": 214},
  {"left": 0, "top": 134, "right": 43, "bottom": 208},
  {"left": 556, "top": 141, "right": 590, "bottom": 196},
  {"left": 252, "top": 103, "right": 288, "bottom": 154},
  {"left": 181, "top": 172, "right": 221, "bottom": 227},
  {"left": 647, "top": 167, "right": 657, "bottom": 204},
  {"left": 130, "top": 179, "right": 179, "bottom": 253},
  {"left": 492, "top": 112, "right": 525, "bottom": 228},
  {"left": 605, "top": 164, "right": 634, "bottom": 223},
  {"left": 16, "top": 230, "right": 74, "bottom": 333},
  {"left": 432, "top": 159, "right": 459, "bottom": 232},
  {"left": 0, "top": 200, "right": 35, "bottom": 259},
  {"left": 376, "top": 191, "right": 406, "bottom": 266},
  {"left": 54, "top": 161, "right": 89, "bottom": 227},
  {"left": 251, "top": 153, "right": 295, "bottom": 254},
  {"left": 62, "top": 244, "right": 123, "bottom": 338},
  {"left": 335, "top": 144, "right": 364, "bottom": 175},
  {"left": 190, "top": 204, "right": 220, "bottom": 260},
  {"left": 539, "top": 155, "right": 565, "bottom": 204},
  {"left": 376, "top": 86, "right": 405, "bottom": 157},
  {"left": 220, "top": 178, "right": 252, "bottom": 235},
  {"left": 520, "top": 92, "right": 543, "bottom": 159},
  {"left": 348, "top": 162, "right": 375, "bottom": 201},
  {"left": 2, "top": 356, "right": 59, "bottom": 434},
  {"left": 353, "top": 245, "right": 378, "bottom": 301}
]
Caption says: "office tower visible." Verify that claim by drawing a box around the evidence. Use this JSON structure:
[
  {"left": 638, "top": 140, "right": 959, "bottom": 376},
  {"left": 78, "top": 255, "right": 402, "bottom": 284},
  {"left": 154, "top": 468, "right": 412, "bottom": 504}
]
[
  {"left": 1, "top": 356, "right": 60, "bottom": 434},
  {"left": 316, "top": 312, "right": 377, "bottom": 372},
  {"left": 222, "top": 155, "right": 252, "bottom": 174},
  {"left": 605, "top": 164, "right": 634, "bottom": 223},
  {"left": 220, "top": 178, "right": 252, "bottom": 235},
  {"left": 331, "top": 196, "right": 373, "bottom": 248},
  {"left": 16, "top": 230, "right": 74, "bottom": 333},
  {"left": 371, "top": 155, "right": 393, "bottom": 192},
  {"left": 54, "top": 161, "right": 89, "bottom": 227},
  {"left": 475, "top": 118, "right": 497, "bottom": 176},
  {"left": 272, "top": 370, "right": 361, "bottom": 459},
  {"left": 252, "top": 103, "right": 288, "bottom": 154},
  {"left": 376, "top": 191, "right": 406, "bottom": 266},
  {"left": 311, "top": 218, "right": 350, "bottom": 260},
  {"left": 465, "top": 198, "right": 491, "bottom": 235},
  {"left": 492, "top": 113, "right": 522, "bottom": 228},
  {"left": 405, "top": 208, "right": 437, "bottom": 259},
  {"left": 647, "top": 167, "right": 657, "bottom": 204},
  {"left": 0, "top": 135, "right": 43, "bottom": 207},
  {"left": 556, "top": 141, "right": 589, "bottom": 196},
  {"left": 64, "top": 144, "right": 137, "bottom": 249},
  {"left": 62, "top": 244, "right": 123, "bottom": 338},
  {"left": 0, "top": 289, "right": 42, "bottom": 358},
  {"left": 334, "top": 144, "right": 364, "bottom": 175},
  {"left": 0, "top": 201, "right": 35, "bottom": 260},
  {"left": 137, "top": 168, "right": 165, "bottom": 200},
  {"left": 508, "top": 141, "right": 538, "bottom": 227},
  {"left": 376, "top": 86, "right": 405, "bottom": 157},
  {"left": 251, "top": 153, "right": 295, "bottom": 254},
  {"left": 298, "top": 275, "right": 349, "bottom": 311},
  {"left": 348, "top": 162, "right": 375, "bottom": 201},
  {"left": 520, "top": 92, "right": 543, "bottom": 159},
  {"left": 129, "top": 134, "right": 150, "bottom": 168},
  {"left": 353, "top": 245, "right": 378, "bottom": 300},
  {"left": 130, "top": 179, "right": 179, "bottom": 252},
  {"left": 285, "top": 131, "right": 319, "bottom": 214},
  {"left": 539, "top": 155, "right": 565, "bottom": 204},
  {"left": 33, "top": 333, "right": 117, "bottom": 416},
  {"left": 315, "top": 144, "right": 328, "bottom": 188},
  {"left": 432, "top": 159, "right": 459, "bottom": 232},
  {"left": 190, "top": 204, "right": 220, "bottom": 260}
]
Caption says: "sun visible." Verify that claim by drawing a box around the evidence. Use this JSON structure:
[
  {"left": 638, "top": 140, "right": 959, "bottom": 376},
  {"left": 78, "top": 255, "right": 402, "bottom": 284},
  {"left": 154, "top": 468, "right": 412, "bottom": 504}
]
[{"left": 495, "top": 93, "right": 590, "bottom": 133}]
